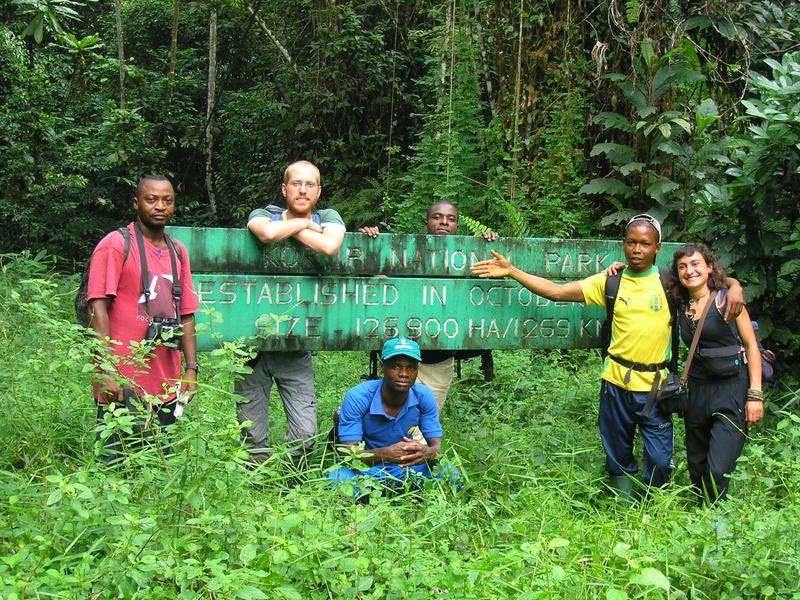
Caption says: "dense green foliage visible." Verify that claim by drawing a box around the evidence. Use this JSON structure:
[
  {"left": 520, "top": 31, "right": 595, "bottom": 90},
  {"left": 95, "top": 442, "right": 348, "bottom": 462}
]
[
  {"left": 2, "top": 254, "right": 800, "bottom": 598},
  {"left": 2, "top": 0, "right": 799, "bottom": 360}
]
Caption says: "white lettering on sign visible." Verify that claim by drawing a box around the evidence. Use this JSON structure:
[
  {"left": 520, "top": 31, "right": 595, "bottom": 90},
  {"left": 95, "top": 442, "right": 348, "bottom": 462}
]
[
  {"left": 468, "top": 285, "right": 565, "bottom": 308},
  {"left": 198, "top": 279, "right": 400, "bottom": 307},
  {"left": 386, "top": 247, "right": 510, "bottom": 273},
  {"left": 256, "top": 316, "right": 322, "bottom": 339},
  {"left": 545, "top": 252, "right": 611, "bottom": 275},
  {"left": 422, "top": 284, "right": 447, "bottom": 306},
  {"left": 467, "top": 318, "right": 571, "bottom": 339}
]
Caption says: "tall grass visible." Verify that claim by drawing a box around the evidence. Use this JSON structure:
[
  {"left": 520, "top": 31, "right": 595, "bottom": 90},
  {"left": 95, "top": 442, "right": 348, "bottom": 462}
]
[{"left": 1, "top": 254, "right": 798, "bottom": 599}]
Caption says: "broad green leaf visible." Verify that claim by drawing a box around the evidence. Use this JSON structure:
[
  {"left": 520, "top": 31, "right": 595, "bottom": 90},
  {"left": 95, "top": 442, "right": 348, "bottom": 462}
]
[
  {"left": 605, "top": 589, "right": 628, "bottom": 600},
  {"left": 34, "top": 18, "right": 44, "bottom": 44},
  {"left": 236, "top": 587, "right": 267, "bottom": 600},
  {"left": 656, "top": 140, "right": 684, "bottom": 156},
  {"left": 612, "top": 543, "right": 631, "bottom": 558},
  {"left": 717, "top": 20, "right": 738, "bottom": 40},
  {"left": 239, "top": 543, "right": 258, "bottom": 564},
  {"left": 658, "top": 123, "right": 672, "bottom": 138},
  {"left": 592, "top": 112, "right": 634, "bottom": 133},
  {"left": 590, "top": 143, "right": 635, "bottom": 164},
  {"left": 683, "top": 16, "right": 711, "bottom": 31},
  {"left": 637, "top": 105, "right": 657, "bottom": 118},
  {"left": 671, "top": 117, "right": 692, "bottom": 134},
  {"left": 272, "top": 549, "right": 289, "bottom": 564},
  {"left": 356, "top": 576, "right": 373, "bottom": 591},
  {"left": 779, "top": 259, "right": 800, "bottom": 277},
  {"left": 338, "top": 557, "right": 358, "bottom": 571},
  {"left": 697, "top": 98, "right": 719, "bottom": 118},
  {"left": 548, "top": 537, "right": 570, "bottom": 549},
  {"left": 276, "top": 587, "right": 302, "bottom": 600},
  {"left": 619, "top": 162, "right": 645, "bottom": 176},
  {"left": 579, "top": 178, "right": 635, "bottom": 197},
  {"left": 646, "top": 177, "right": 680, "bottom": 202},
  {"left": 640, "top": 39, "right": 656, "bottom": 69},
  {"left": 629, "top": 566, "right": 670, "bottom": 591}
]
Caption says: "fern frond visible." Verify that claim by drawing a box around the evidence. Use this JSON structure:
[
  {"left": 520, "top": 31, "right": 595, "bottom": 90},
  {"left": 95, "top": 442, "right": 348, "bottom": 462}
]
[
  {"left": 499, "top": 199, "right": 531, "bottom": 238},
  {"left": 459, "top": 214, "right": 491, "bottom": 237}
]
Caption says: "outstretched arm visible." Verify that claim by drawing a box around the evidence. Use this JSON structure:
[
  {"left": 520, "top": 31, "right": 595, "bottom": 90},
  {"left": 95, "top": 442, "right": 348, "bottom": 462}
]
[{"left": 471, "top": 250, "right": 585, "bottom": 302}]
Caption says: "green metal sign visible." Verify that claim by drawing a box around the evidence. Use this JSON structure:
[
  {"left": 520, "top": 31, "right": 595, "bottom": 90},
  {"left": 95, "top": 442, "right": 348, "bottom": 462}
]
[
  {"left": 168, "top": 227, "right": 681, "bottom": 278},
  {"left": 194, "top": 274, "right": 606, "bottom": 352},
  {"left": 167, "top": 227, "right": 681, "bottom": 352}
]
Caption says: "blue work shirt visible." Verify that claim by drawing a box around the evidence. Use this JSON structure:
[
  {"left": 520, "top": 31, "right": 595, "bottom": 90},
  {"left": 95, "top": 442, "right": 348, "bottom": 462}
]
[{"left": 338, "top": 380, "right": 442, "bottom": 449}]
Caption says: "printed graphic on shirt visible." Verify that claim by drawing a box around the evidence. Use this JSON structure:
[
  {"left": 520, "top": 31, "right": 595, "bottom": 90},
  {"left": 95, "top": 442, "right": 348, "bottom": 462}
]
[
  {"left": 138, "top": 273, "right": 177, "bottom": 320},
  {"left": 649, "top": 294, "right": 664, "bottom": 313}
]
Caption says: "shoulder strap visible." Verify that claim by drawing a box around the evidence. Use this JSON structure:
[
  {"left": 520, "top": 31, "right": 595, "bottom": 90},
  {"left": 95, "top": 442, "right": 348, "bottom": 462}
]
[
  {"left": 263, "top": 203, "right": 284, "bottom": 216},
  {"left": 117, "top": 226, "right": 132, "bottom": 262},
  {"left": 164, "top": 234, "right": 182, "bottom": 316},
  {"left": 681, "top": 291, "right": 718, "bottom": 383},
  {"left": 164, "top": 233, "right": 184, "bottom": 265},
  {"left": 604, "top": 271, "right": 622, "bottom": 325},
  {"left": 133, "top": 222, "right": 151, "bottom": 315}
]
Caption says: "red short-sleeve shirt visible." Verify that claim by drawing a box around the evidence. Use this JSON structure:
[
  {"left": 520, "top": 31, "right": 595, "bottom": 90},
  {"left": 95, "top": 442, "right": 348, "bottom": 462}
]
[{"left": 87, "top": 224, "right": 199, "bottom": 402}]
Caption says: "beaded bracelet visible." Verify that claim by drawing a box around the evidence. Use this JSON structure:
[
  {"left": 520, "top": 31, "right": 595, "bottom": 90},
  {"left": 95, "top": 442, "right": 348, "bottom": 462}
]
[{"left": 747, "top": 388, "right": 764, "bottom": 402}]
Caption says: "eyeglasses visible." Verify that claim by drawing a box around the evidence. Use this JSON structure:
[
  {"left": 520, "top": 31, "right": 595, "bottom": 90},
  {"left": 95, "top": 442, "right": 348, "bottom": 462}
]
[
  {"left": 286, "top": 180, "right": 319, "bottom": 190},
  {"left": 626, "top": 213, "right": 662, "bottom": 242}
]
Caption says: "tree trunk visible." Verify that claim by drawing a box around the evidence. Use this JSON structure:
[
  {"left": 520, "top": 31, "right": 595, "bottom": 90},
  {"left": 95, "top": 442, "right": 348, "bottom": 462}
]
[
  {"left": 114, "top": 0, "right": 126, "bottom": 109},
  {"left": 205, "top": 5, "right": 218, "bottom": 221},
  {"left": 247, "top": 2, "right": 299, "bottom": 75},
  {"left": 166, "top": 0, "right": 180, "bottom": 105},
  {"left": 471, "top": 0, "right": 495, "bottom": 119}
]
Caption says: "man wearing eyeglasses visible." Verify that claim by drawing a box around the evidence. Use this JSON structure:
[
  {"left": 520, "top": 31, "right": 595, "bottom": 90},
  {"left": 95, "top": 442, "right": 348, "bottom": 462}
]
[
  {"left": 235, "top": 160, "right": 346, "bottom": 464},
  {"left": 472, "top": 214, "right": 744, "bottom": 501}
]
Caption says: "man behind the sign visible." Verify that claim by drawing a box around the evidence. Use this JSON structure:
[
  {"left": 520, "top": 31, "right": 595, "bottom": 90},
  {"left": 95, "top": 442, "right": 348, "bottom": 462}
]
[
  {"left": 235, "top": 160, "right": 346, "bottom": 463},
  {"left": 360, "top": 200, "right": 497, "bottom": 408},
  {"left": 471, "top": 214, "right": 743, "bottom": 499}
]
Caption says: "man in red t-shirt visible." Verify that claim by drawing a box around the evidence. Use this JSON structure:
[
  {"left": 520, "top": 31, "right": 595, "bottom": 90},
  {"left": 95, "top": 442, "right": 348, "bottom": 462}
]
[{"left": 87, "top": 175, "right": 199, "bottom": 460}]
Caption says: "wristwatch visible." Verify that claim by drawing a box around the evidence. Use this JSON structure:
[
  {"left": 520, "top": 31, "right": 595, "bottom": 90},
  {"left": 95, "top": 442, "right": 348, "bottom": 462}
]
[{"left": 185, "top": 362, "right": 200, "bottom": 373}]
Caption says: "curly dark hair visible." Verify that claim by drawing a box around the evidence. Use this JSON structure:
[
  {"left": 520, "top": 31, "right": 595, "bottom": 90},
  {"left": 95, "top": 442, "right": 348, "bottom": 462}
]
[{"left": 669, "top": 243, "right": 728, "bottom": 309}]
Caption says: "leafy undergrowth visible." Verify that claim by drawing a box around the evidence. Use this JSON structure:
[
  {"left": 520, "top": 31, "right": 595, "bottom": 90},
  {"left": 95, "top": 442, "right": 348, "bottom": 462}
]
[{"left": 1, "top": 254, "right": 799, "bottom": 599}]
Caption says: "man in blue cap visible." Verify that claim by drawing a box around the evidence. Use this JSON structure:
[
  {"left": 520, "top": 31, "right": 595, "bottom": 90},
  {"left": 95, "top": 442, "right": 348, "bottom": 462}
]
[{"left": 329, "top": 337, "right": 453, "bottom": 487}]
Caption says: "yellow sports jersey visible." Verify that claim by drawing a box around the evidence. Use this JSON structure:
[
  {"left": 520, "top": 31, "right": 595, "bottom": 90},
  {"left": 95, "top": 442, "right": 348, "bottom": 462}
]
[{"left": 580, "top": 266, "right": 672, "bottom": 391}]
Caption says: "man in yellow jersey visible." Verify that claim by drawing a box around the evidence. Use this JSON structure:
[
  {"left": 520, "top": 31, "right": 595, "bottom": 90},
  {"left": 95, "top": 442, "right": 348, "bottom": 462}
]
[{"left": 471, "top": 215, "right": 743, "bottom": 498}]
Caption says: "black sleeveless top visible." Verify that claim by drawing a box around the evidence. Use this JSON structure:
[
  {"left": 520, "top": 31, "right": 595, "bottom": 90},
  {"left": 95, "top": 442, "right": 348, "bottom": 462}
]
[{"left": 678, "top": 294, "right": 743, "bottom": 380}]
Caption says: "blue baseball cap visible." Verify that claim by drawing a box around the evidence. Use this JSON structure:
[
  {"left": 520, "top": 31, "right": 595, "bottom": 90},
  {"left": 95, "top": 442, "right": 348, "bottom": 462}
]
[{"left": 381, "top": 337, "right": 421, "bottom": 362}]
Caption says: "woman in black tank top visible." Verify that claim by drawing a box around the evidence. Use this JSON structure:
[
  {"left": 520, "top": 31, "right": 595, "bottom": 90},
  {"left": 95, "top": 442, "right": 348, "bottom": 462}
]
[{"left": 669, "top": 243, "right": 764, "bottom": 503}]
